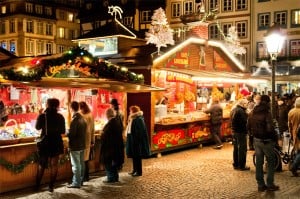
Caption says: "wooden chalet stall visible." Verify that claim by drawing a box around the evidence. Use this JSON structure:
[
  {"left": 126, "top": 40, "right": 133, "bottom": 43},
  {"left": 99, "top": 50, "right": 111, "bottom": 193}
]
[
  {"left": 149, "top": 22, "right": 262, "bottom": 155},
  {"left": 0, "top": 47, "right": 163, "bottom": 193}
]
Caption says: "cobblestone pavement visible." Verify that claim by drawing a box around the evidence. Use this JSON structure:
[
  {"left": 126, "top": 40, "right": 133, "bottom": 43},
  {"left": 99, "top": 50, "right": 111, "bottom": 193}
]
[{"left": 1, "top": 143, "right": 300, "bottom": 199}]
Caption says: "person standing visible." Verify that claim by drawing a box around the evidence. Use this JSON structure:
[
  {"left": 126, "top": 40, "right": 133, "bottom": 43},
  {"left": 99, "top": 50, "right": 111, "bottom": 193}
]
[
  {"left": 79, "top": 101, "right": 95, "bottom": 182},
  {"left": 247, "top": 95, "right": 279, "bottom": 192},
  {"left": 277, "top": 97, "right": 290, "bottom": 137},
  {"left": 231, "top": 98, "right": 250, "bottom": 171},
  {"left": 126, "top": 105, "right": 151, "bottom": 176},
  {"left": 110, "top": 98, "right": 124, "bottom": 134},
  {"left": 67, "top": 101, "right": 87, "bottom": 188},
  {"left": 288, "top": 97, "right": 300, "bottom": 177},
  {"left": 204, "top": 98, "right": 223, "bottom": 149},
  {"left": 99, "top": 108, "right": 124, "bottom": 183},
  {"left": 35, "top": 98, "right": 65, "bottom": 192}
]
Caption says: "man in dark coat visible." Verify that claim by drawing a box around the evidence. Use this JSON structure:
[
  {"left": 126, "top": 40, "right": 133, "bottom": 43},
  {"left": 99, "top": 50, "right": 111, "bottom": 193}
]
[
  {"left": 231, "top": 98, "right": 250, "bottom": 171},
  {"left": 100, "top": 108, "right": 124, "bottom": 183},
  {"left": 67, "top": 101, "right": 87, "bottom": 188},
  {"left": 204, "top": 98, "right": 223, "bottom": 149},
  {"left": 247, "top": 95, "right": 279, "bottom": 192}
]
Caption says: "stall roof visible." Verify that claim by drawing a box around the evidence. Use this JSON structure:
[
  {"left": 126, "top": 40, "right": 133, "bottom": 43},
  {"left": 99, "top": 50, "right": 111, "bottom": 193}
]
[{"left": 0, "top": 77, "right": 165, "bottom": 93}]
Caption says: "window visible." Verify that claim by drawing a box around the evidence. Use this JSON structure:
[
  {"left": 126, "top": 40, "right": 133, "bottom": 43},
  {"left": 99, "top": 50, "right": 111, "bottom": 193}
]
[
  {"left": 1, "top": 41, "right": 7, "bottom": 49},
  {"left": 236, "top": 21, "right": 247, "bottom": 38},
  {"left": 1, "top": 6, "right": 6, "bottom": 14},
  {"left": 94, "top": 21, "right": 101, "bottom": 29},
  {"left": 58, "top": 45, "right": 65, "bottom": 53},
  {"left": 10, "top": 40, "right": 15, "bottom": 54},
  {"left": 123, "top": 17, "right": 133, "bottom": 28},
  {"left": 9, "top": 20, "right": 15, "bottom": 33},
  {"left": 46, "top": 43, "right": 52, "bottom": 54},
  {"left": 0, "top": 21, "right": 5, "bottom": 34},
  {"left": 171, "top": 2, "right": 181, "bottom": 18},
  {"left": 290, "top": 40, "right": 300, "bottom": 57},
  {"left": 141, "top": 10, "right": 151, "bottom": 23},
  {"left": 275, "top": 11, "right": 287, "bottom": 27},
  {"left": 69, "top": 29, "right": 76, "bottom": 39},
  {"left": 222, "top": 23, "right": 232, "bottom": 37},
  {"left": 67, "top": 13, "right": 74, "bottom": 22},
  {"left": 26, "top": 40, "right": 34, "bottom": 54},
  {"left": 184, "top": 1, "right": 193, "bottom": 15},
  {"left": 257, "top": 42, "right": 268, "bottom": 59},
  {"left": 37, "top": 41, "right": 43, "bottom": 54},
  {"left": 37, "top": 22, "right": 43, "bottom": 35},
  {"left": 35, "top": 5, "right": 43, "bottom": 14},
  {"left": 209, "top": 24, "right": 219, "bottom": 39},
  {"left": 209, "top": 0, "right": 218, "bottom": 11},
  {"left": 10, "top": 4, "right": 16, "bottom": 13},
  {"left": 258, "top": 13, "right": 270, "bottom": 30},
  {"left": 236, "top": 0, "right": 247, "bottom": 11},
  {"left": 46, "top": 23, "right": 53, "bottom": 35},
  {"left": 26, "top": 20, "right": 34, "bottom": 33},
  {"left": 45, "top": 7, "right": 52, "bottom": 16},
  {"left": 25, "top": 3, "right": 33, "bottom": 13},
  {"left": 58, "top": 27, "right": 65, "bottom": 38},
  {"left": 59, "top": 11, "right": 65, "bottom": 20},
  {"left": 223, "top": 0, "right": 232, "bottom": 12},
  {"left": 291, "top": 9, "right": 300, "bottom": 27}
]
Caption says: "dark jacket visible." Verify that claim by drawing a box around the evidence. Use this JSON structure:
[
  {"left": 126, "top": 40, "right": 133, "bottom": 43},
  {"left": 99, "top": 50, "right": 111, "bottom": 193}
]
[
  {"left": 68, "top": 112, "right": 86, "bottom": 151},
  {"left": 247, "top": 102, "right": 276, "bottom": 140},
  {"left": 100, "top": 117, "right": 124, "bottom": 167},
  {"left": 231, "top": 105, "right": 248, "bottom": 134},
  {"left": 126, "top": 111, "right": 151, "bottom": 158},
  {"left": 277, "top": 103, "right": 289, "bottom": 133},
  {"left": 36, "top": 108, "right": 65, "bottom": 156},
  {"left": 205, "top": 103, "right": 223, "bottom": 125}
]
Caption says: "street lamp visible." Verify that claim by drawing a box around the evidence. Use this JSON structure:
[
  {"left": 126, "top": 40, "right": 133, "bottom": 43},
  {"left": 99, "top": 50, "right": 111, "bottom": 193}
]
[{"left": 265, "top": 23, "right": 285, "bottom": 119}]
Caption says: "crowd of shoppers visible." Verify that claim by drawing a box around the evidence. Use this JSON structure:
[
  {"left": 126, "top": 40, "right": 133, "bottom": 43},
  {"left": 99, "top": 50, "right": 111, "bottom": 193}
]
[{"left": 33, "top": 93, "right": 300, "bottom": 193}]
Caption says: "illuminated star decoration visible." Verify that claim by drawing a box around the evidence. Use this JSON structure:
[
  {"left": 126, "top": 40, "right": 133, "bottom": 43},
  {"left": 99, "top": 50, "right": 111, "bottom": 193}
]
[{"left": 108, "top": 5, "right": 123, "bottom": 19}]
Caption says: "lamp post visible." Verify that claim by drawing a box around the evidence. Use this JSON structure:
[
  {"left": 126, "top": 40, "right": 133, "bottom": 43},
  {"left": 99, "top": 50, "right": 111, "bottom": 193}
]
[{"left": 265, "top": 23, "right": 285, "bottom": 119}]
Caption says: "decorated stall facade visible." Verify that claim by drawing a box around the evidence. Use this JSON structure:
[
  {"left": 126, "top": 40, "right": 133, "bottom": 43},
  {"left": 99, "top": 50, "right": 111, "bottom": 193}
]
[
  {"left": 149, "top": 24, "right": 254, "bottom": 154},
  {"left": 0, "top": 47, "right": 163, "bottom": 193}
]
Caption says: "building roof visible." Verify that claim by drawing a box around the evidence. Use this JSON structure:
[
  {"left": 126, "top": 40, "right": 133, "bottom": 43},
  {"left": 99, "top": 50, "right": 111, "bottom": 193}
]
[{"left": 76, "top": 20, "right": 144, "bottom": 40}]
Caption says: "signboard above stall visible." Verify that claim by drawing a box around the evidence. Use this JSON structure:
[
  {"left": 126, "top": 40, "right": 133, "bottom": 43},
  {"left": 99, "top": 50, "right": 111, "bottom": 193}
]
[{"left": 0, "top": 47, "right": 165, "bottom": 93}]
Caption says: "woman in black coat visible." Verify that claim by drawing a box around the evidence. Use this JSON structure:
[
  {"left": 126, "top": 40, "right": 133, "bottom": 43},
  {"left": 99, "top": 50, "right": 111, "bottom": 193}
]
[
  {"left": 126, "top": 105, "right": 150, "bottom": 177},
  {"left": 100, "top": 108, "right": 124, "bottom": 183},
  {"left": 35, "top": 98, "right": 66, "bottom": 192}
]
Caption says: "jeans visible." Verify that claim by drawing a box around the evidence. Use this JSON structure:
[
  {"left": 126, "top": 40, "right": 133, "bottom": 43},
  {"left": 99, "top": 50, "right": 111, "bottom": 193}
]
[
  {"left": 291, "top": 151, "right": 300, "bottom": 171},
  {"left": 254, "top": 138, "right": 276, "bottom": 187},
  {"left": 232, "top": 133, "right": 247, "bottom": 168},
  {"left": 104, "top": 161, "right": 119, "bottom": 182},
  {"left": 70, "top": 150, "right": 85, "bottom": 187}
]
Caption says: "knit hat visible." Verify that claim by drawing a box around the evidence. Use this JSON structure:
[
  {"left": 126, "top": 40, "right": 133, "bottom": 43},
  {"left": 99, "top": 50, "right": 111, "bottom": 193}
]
[{"left": 260, "top": 95, "right": 270, "bottom": 103}]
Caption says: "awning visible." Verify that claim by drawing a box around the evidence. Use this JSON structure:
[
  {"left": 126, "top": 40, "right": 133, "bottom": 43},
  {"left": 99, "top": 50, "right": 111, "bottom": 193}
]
[{"left": 0, "top": 77, "right": 165, "bottom": 93}]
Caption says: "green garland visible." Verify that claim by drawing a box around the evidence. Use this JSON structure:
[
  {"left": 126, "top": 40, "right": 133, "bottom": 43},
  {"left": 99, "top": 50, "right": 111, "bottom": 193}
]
[
  {"left": 0, "top": 152, "right": 70, "bottom": 174},
  {"left": 0, "top": 46, "right": 144, "bottom": 84}
]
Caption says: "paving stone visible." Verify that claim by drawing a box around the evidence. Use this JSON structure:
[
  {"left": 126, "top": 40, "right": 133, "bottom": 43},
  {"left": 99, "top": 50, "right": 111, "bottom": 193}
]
[{"left": 1, "top": 143, "right": 300, "bottom": 198}]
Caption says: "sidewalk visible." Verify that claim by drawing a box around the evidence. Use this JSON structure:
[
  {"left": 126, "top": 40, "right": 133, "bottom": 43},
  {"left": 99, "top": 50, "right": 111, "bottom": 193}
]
[{"left": 1, "top": 143, "right": 300, "bottom": 199}]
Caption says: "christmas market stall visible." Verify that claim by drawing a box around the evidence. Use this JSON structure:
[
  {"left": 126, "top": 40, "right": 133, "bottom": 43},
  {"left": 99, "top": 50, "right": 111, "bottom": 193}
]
[
  {"left": 0, "top": 47, "right": 164, "bottom": 193},
  {"left": 148, "top": 23, "right": 266, "bottom": 155}
]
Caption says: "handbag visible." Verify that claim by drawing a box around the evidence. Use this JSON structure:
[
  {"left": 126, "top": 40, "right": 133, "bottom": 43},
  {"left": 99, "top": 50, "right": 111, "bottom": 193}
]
[{"left": 36, "top": 114, "right": 48, "bottom": 151}]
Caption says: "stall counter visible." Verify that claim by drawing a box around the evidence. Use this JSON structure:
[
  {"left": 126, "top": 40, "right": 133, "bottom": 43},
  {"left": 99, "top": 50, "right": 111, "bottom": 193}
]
[
  {"left": 151, "top": 116, "right": 231, "bottom": 154},
  {"left": 0, "top": 135, "right": 101, "bottom": 193}
]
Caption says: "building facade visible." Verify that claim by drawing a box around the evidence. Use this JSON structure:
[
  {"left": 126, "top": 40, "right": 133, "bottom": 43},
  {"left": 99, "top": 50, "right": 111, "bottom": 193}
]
[{"left": 0, "top": 0, "right": 82, "bottom": 57}]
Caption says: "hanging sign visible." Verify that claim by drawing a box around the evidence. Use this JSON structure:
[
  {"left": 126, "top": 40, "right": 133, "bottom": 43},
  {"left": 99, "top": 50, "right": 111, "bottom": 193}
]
[{"left": 166, "top": 71, "right": 193, "bottom": 85}]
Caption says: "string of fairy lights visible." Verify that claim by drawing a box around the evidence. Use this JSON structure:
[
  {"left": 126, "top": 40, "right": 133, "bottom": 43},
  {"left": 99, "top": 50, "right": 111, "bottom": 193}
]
[{"left": 0, "top": 46, "right": 144, "bottom": 83}]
